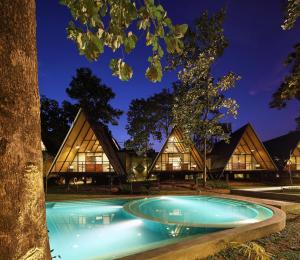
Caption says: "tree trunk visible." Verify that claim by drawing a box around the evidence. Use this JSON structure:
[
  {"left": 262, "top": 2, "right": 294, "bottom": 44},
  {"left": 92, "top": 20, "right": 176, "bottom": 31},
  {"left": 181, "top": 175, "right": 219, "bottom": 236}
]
[{"left": 0, "top": 1, "right": 51, "bottom": 259}]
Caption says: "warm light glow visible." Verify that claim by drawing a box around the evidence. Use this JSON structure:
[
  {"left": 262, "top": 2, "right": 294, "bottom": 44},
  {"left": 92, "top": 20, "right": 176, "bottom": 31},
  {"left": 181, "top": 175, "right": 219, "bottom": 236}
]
[{"left": 76, "top": 145, "right": 80, "bottom": 149}]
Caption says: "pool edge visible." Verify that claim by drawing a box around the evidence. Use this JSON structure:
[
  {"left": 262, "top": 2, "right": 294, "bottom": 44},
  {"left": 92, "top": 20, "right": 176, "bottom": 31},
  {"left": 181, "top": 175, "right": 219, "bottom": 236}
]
[{"left": 119, "top": 196, "right": 286, "bottom": 260}]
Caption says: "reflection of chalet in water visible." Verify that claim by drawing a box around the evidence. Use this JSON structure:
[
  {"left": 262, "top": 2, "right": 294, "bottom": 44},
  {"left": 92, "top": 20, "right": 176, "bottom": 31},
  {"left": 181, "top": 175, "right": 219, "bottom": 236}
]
[
  {"left": 264, "top": 131, "right": 300, "bottom": 177},
  {"left": 148, "top": 126, "right": 204, "bottom": 179},
  {"left": 209, "top": 124, "right": 277, "bottom": 179},
  {"left": 48, "top": 109, "right": 125, "bottom": 180}
]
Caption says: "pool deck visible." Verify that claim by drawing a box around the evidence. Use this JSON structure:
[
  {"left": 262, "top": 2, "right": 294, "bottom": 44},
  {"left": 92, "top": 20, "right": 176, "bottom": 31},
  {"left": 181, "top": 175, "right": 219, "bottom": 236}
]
[{"left": 231, "top": 186, "right": 300, "bottom": 203}]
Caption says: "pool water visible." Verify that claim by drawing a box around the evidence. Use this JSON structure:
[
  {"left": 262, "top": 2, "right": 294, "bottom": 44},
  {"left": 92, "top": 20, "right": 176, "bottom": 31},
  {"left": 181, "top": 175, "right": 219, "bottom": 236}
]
[
  {"left": 46, "top": 196, "right": 273, "bottom": 259},
  {"left": 125, "top": 196, "right": 274, "bottom": 228}
]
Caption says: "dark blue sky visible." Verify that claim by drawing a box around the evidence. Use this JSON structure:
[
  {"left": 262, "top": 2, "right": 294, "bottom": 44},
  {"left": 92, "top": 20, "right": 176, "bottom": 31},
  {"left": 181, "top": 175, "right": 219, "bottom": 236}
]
[{"left": 37, "top": 0, "right": 299, "bottom": 149}]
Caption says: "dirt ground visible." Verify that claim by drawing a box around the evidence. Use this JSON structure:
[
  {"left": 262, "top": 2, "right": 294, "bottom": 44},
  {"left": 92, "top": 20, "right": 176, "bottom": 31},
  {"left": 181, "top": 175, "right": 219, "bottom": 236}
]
[{"left": 256, "top": 209, "right": 300, "bottom": 260}]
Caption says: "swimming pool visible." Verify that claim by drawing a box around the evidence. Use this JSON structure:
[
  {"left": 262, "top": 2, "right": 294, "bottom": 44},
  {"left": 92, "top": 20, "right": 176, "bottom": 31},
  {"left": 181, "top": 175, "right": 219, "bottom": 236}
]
[{"left": 46, "top": 196, "right": 273, "bottom": 259}]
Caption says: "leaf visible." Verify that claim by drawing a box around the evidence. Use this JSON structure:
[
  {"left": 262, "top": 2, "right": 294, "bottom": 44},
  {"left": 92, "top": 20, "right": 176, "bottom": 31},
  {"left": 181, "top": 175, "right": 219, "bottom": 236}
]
[
  {"left": 164, "top": 36, "right": 176, "bottom": 53},
  {"left": 146, "top": 31, "right": 152, "bottom": 46},
  {"left": 110, "top": 59, "right": 133, "bottom": 81},
  {"left": 89, "top": 33, "right": 104, "bottom": 53},
  {"left": 146, "top": 59, "right": 162, "bottom": 82},
  {"left": 174, "top": 24, "right": 188, "bottom": 38},
  {"left": 124, "top": 32, "right": 138, "bottom": 53}
]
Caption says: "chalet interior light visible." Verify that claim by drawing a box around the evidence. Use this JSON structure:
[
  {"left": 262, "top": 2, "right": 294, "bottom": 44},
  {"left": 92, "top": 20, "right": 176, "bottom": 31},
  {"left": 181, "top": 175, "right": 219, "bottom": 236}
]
[{"left": 76, "top": 145, "right": 80, "bottom": 149}]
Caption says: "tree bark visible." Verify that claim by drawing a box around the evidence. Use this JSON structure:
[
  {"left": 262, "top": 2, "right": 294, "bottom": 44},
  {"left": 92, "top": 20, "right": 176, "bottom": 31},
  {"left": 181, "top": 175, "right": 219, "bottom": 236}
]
[{"left": 0, "top": 1, "right": 51, "bottom": 259}]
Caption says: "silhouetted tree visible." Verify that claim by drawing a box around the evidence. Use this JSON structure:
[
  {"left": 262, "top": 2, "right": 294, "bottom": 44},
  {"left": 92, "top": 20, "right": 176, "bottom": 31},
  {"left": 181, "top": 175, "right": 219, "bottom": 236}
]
[
  {"left": 125, "top": 98, "right": 157, "bottom": 153},
  {"left": 41, "top": 96, "right": 70, "bottom": 155},
  {"left": 125, "top": 89, "right": 173, "bottom": 153},
  {"left": 66, "top": 68, "right": 123, "bottom": 126},
  {"left": 148, "top": 88, "right": 173, "bottom": 139}
]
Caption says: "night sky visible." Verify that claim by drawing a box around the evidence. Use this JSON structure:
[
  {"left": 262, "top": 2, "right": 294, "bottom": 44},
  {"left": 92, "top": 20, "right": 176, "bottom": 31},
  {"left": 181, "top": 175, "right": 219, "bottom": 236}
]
[{"left": 37, "top": 0, "right": 300, "bottom": 149}]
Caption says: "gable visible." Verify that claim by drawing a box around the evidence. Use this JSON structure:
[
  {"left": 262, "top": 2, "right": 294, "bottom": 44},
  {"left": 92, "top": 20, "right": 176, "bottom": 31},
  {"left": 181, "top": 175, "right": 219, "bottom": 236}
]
[
  {"left": 211, "top": 124, "right": 277, "bottom": 171},
  {"left": 149, "top": 126, "right": 204, "bottom": 173},
  {"left": 48, "top": 109, "right": 125, "bottom": 175},
  {"left": 285, "top": 141, "right": 300, "bottom": 170},
  {"left": 264, "top": 131, "right": 300, "bottom": 169}
]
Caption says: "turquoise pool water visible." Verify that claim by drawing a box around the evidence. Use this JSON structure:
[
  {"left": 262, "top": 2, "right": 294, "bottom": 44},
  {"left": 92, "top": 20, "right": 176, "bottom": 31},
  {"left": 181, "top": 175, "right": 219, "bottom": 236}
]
[
  {"left": 125, "top": 196, "right": 274, "bottom": 228},
  {"left": 46, "top": 196, "right": 273, "bottom": 259}
]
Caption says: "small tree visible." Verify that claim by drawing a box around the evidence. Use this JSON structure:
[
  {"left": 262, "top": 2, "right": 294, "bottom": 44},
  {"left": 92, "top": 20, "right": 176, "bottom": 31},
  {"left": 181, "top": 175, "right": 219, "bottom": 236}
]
[
  {"left": 171, "top": 10, "right": 240, "bottom": 187},
  {"left": 173, "top": 54, "right": 239, "bottom": 187}
]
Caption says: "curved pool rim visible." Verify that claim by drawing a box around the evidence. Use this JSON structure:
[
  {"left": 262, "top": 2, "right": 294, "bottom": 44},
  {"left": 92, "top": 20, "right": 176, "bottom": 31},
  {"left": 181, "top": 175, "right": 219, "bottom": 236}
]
[
  {"left": 121, "top": 195, "right": 286, "bottom": 260},
  {"left": 123, "top": 195, "right": 274, "bottom": 228}
]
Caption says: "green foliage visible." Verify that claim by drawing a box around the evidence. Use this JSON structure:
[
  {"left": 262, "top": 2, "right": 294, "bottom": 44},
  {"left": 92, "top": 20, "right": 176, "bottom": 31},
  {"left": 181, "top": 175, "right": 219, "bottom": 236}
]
[
  {"left": 109, "top": 58, "right": 133, "bottom": 81},
  {"left": 282, "top": 0, "right": 300, "bottom": 30},
  {"left": 271, "top": 1, "right": 300, "bottom": 130},
  {"left": 167, "top": 9, "right": 228, "bottom": 70},
  {"left": 170, "top": 10, "right": 239, "bottom": 186},
  {"left": 272, "top": 0, "right": 299, "bottom": 129},
  {"left": 66, "top": 67, "right": 123, "bottom": 125},
  {"left": 60, "top": 0, "right": 188, "bottom": 82},
  {"left": 270, "top": 44, "right": 300, "bottom": 109},
  {"left": 125, "top": 88, "right": 173, "bottom": 153}
]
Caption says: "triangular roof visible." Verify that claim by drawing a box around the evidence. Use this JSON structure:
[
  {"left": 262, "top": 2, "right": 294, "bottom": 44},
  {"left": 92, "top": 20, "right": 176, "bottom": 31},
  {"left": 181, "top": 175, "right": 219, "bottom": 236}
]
[
  {"left": 48, "top": 109, "right": 125, "bottom": 176},
  {"left": 264, "top": 130, "right": 300, "bottom": 170},
  {"left": 148, "top": 126, "right": 204, "bottom": 175},
  {"left": 210, "top": 123, "right": 277, "bottom": 172}
]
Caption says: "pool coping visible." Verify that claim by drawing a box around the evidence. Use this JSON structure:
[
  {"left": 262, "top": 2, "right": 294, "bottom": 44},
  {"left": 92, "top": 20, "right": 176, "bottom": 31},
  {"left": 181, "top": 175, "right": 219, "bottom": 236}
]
[
  {"left": 119, "top": 195, "right": 286, "bottom": 260},
  {"left": 123, "top": 196, "right": 274, "bottom": 228}
]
